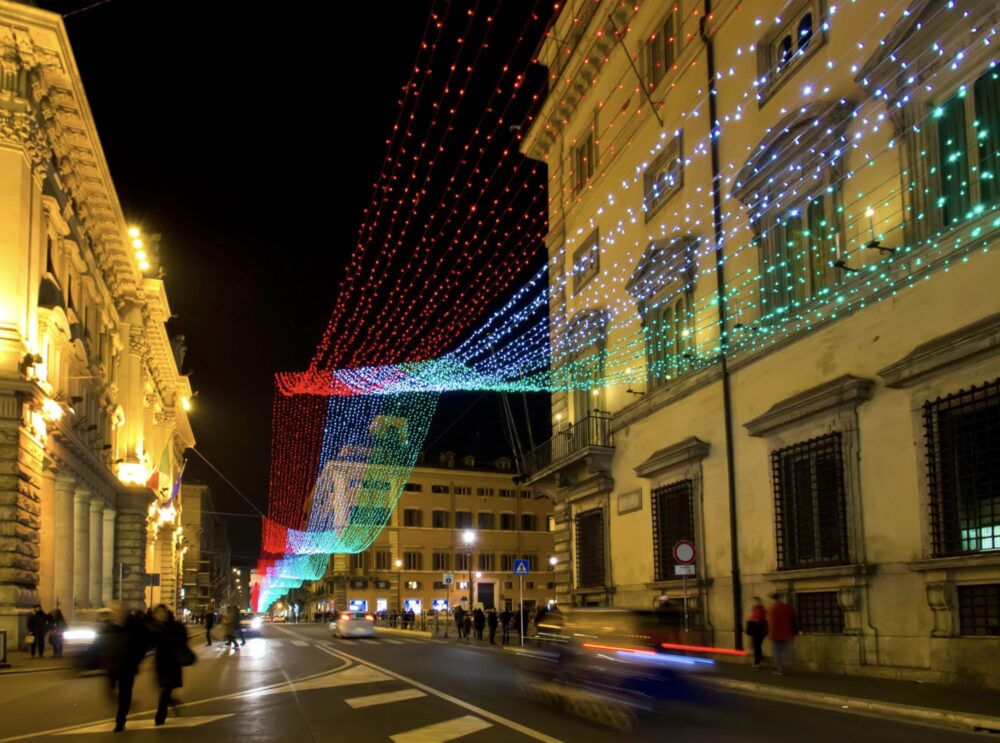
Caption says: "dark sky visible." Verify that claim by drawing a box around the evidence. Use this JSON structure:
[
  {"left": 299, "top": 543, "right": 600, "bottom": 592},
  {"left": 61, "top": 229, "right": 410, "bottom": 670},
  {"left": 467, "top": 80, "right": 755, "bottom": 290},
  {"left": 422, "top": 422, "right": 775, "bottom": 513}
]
[{"left": 37, "top": 0, "right": 550, "bottom": 563}]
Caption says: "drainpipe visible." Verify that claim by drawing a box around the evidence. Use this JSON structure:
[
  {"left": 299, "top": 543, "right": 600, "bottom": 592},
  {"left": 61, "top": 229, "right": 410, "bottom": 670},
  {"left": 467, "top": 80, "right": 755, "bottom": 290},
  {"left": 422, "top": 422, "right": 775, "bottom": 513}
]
[{"left": 700, "top": 0, "right": 743, "bottom": 650}]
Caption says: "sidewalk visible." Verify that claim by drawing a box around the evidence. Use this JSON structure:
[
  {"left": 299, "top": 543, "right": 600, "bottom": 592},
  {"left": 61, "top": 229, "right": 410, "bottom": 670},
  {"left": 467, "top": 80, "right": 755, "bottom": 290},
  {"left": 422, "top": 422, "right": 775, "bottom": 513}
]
[
  {"left": 0, "top": 650, "right": 77, "bottom": 675},
  {"left": 703, "top": 661, "right": 1000, "bottom": 733}
]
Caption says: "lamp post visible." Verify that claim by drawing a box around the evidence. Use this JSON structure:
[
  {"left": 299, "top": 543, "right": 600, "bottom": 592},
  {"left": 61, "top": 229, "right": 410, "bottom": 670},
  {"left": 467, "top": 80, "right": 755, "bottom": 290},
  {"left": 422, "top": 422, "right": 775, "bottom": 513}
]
[
  {"left": 462, "top": 530, "right": 476, "bottom": 609},
  {"left": 395, "top": 559, "right": 403, "bottom": 618}
]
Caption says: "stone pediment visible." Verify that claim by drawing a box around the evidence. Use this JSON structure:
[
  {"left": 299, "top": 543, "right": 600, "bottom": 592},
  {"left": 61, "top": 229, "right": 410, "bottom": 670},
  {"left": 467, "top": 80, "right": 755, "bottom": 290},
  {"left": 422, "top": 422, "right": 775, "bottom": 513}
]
[{"left": 625, "top": 236, "right": 699, "bottom": 309}]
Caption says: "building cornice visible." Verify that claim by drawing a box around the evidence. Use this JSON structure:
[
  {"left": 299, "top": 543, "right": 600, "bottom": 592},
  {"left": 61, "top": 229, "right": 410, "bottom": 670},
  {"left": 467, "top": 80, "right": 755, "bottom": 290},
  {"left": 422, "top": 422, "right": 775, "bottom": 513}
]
[
  {"left": 744, "top": 374, "right": 874, "bottom": 438},
  {"left": 634, "top": 437, "right": 710, "bottom": 479}
]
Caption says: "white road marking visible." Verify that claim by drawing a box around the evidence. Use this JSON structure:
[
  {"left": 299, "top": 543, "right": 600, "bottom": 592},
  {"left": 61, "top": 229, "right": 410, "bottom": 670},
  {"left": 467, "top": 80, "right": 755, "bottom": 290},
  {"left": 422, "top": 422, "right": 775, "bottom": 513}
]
[
  {"left": 291, "top": 640, "right": 309, "bottom": 647},
  {"left": 390, "top": 715, "right": 492, "bottom": 743},
  {"left": 306, "top": 638, "right": 562, "bottom": 742},
  {"left": 345, "top": 689, "right": 427, "bottom": 708},
  {"left": 381, "top": 638, "right": 406, "bottom": 645},
  {"left": 269, "top": 640, "right": 282, "bottom": 647},
  {"left": 54, "top": 715, "right": 234, "bottom": 735},
  {"left": 244, "top": 664, "right": 392, "bottom": 697}
]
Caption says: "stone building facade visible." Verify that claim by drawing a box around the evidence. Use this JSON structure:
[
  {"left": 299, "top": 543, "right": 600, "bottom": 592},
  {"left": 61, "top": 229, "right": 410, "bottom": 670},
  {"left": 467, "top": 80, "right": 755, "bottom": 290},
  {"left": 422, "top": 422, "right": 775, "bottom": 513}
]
[
  {"left": 521, "top": 0, "right": 1000, "bottom": 686},
  {"left": 0, "top": 1, "right": 194, "bottom": 646}
]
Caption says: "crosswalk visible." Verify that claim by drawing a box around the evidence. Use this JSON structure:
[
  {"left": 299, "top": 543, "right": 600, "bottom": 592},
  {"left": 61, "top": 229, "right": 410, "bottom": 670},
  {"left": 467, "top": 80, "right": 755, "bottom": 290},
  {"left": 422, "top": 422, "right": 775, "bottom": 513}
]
[{"left": 242, "top": 635, "right": 430, "bottom": 650}]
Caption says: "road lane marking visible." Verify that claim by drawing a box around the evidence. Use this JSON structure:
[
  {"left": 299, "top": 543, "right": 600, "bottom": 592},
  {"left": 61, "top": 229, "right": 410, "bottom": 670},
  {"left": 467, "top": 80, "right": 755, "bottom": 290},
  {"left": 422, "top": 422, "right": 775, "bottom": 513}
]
[
  {"left": 54, "top": 715, "right": 234, "bottom": 735},
  {"left": 291, "top": 640, "right": 310, "bottom": 647},
  {"left": 300, "top": 635, "right": 562, "bottom": 742},
  {"left": 381, "top": 638, "right": 406, "bottom": 645},
  {"left": 269, "top": 640, "right": 283, "bottom": 647},
  {"left": 390, "top": 715, "right": 492, "bottom": 743},
  {"left": 245, "top": 664, "right": 392, "bottom": 697},
  {"left": 345, "top": 689, "right": 427, "bottom": 708}
]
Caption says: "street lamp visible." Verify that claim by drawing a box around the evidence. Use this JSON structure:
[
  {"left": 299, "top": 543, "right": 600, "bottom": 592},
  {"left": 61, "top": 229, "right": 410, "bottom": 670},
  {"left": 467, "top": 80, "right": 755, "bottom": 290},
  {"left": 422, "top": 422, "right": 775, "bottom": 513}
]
[
  {"left": 549, "top": 556, "right": 558, "bottom": 568},
  {"left": 462, "top": 530, "right": 476, "bottom": 609},
  {"left": 395, "top": 558, "right": 403, "bottom": 616}
]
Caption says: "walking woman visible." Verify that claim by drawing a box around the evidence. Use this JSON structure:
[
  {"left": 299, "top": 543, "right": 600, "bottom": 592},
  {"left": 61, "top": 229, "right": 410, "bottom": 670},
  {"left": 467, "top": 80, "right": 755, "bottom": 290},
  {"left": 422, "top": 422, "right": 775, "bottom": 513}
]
[
  {"left": 149, "top": 604, "right": 195, "bottom": 726},
  {"left": 745, "top": 596, "right": 768, "bottom": 669}
]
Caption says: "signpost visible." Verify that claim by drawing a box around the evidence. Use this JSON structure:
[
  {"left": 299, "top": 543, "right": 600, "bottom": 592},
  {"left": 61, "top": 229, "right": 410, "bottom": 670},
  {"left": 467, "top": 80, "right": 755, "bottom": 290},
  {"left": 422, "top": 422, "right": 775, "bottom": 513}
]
[
  {"left": 672, "top": 540, "right": 696, "bottom": 631},
  {"left": 513, "top": 559, "right": 530, "bottom": 647}
]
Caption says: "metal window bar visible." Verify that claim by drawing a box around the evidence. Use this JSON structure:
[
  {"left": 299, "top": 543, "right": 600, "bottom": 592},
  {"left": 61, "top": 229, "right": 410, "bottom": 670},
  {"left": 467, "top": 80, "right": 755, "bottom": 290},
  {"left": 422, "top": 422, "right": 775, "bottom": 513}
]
[
  {"left": 575, "top": 507, "right": 605, "bottom": 588},
  {"left": 924, "top": 378, "right": 1000, "bottom": 557},
  {"left": 772, "top": 432, "right": 848, "bottom": 570},
  {"left": 651, "top": 480, "right": 695, "bottom": 582},
  {"left": 957, "top": 584, "right": 1000, "bottom": 636},
  {"left": 796, "top": 591, "right": 844, "bottom": 634}
]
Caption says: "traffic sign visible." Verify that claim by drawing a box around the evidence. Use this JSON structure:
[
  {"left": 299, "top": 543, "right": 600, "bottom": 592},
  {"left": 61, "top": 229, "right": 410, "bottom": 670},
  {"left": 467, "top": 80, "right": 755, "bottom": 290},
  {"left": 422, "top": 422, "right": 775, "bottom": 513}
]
[
  {"left": 513, "top": 559, "right": 530, "bottom": 576},
  {"left": 442, "top": 573, "right": 454, "bottom": 585},
  {"left": 672, "top": 540, "right": 696, "bottom": 565},
  {"left": 674, "top": 564, "right": 696, "bottom": 576}
]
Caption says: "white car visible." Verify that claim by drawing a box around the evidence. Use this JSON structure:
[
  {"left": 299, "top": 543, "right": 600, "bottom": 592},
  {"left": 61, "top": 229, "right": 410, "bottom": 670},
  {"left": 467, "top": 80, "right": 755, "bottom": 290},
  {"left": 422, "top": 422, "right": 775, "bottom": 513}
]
[{"left": 330, "top": 611, "right": 375, "bottom": 638}]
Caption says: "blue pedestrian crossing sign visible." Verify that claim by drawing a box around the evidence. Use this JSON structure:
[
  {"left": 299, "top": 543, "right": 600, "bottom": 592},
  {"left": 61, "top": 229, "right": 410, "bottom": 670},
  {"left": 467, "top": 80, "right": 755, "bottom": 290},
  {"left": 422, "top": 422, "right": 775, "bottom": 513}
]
[{"left": 513, "top": 559, "right": 530, "bottom": 576}]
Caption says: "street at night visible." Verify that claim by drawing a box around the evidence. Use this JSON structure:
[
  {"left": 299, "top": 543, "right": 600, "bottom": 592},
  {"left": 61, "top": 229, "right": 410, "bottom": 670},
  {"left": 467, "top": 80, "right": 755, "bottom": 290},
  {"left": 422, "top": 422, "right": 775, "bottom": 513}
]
[{"left": 0, "top": 624, "right": 992, "bottom": 742}]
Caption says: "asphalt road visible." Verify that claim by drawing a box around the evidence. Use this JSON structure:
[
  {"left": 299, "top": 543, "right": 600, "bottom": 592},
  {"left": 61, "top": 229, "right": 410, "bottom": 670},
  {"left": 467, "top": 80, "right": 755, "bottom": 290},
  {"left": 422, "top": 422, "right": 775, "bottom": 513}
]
[{"left": 0, "top": 623, "right": 985, "bottom": 741}]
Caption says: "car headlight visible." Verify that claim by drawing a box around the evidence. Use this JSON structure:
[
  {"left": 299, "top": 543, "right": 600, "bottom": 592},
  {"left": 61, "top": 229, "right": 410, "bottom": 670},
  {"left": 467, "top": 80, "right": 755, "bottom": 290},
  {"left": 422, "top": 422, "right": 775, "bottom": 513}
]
[
  {"left": 250, "top": 618, "right": 262, "bottom": 630},
  {"left": 64, "top": 629, "right": 97, "bottom": 642}
]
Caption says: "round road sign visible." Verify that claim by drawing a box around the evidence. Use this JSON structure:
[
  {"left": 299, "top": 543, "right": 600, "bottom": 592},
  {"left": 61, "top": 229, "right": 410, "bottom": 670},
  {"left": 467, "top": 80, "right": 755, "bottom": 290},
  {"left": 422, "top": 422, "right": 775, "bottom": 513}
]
[{"left": 672, "top": 540, "right": 696, "bottom": 565}]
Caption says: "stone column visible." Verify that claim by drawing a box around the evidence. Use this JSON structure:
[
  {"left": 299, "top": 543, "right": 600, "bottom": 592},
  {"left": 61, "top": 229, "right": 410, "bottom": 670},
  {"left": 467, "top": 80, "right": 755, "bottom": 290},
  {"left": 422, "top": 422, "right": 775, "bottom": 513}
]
[
  {"left": 37, "top": 470, "right": 57, "bottom": 612},
  {"left": 102, "top": 508, "right": 116, "bottom": 603},
  {"left": 115, "top": 490, "right": 150, "bottom": 611},
  {"left": 73, "top": 488, "right": 91, "bottom": 610},
  {"left": 53, "top": 476, "right": 76, "bottom": 616},
  {"left": 89, "top": 497, "right": 104, "bottom": 608},
  {"left": 156, "top": 526, "right": 178, "bottom": 613}
]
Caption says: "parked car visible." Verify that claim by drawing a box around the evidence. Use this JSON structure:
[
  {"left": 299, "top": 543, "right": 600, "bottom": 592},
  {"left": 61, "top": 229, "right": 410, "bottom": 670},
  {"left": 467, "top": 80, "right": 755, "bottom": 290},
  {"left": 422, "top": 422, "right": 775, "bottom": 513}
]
[{"left": 330, "top": 611, "right": 375, "bottom": 638}]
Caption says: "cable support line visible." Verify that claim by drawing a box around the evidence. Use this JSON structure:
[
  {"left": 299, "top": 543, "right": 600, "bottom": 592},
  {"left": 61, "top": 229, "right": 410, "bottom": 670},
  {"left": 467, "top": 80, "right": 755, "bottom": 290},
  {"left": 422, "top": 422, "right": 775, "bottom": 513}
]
[{"left": 190, "top": 447, "right": 266, "bottom": 518}]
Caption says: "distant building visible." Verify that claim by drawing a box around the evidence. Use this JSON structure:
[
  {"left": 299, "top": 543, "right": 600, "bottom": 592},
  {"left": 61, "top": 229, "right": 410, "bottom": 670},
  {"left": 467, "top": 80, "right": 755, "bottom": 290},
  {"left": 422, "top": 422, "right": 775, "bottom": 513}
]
[
  {"left": 303, "top": 454, "right": 555, "bottom": 617},
  {"left": 180, "top": 482, "right": 231, "bottom": 615},
  {"left": 519, "top": 0, "right": 1000, "bottom": 686},
  {"left": 0, "top": 1, "right": 194, "bottom": 646}
]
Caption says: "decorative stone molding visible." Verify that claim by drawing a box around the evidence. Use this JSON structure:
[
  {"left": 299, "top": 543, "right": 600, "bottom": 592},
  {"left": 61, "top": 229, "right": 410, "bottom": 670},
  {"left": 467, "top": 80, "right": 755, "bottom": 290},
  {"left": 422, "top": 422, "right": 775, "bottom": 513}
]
[
  {"left": 744, "top": 375, "right": 874, "bottom": 437},
  {"left": 878, "top": 312, "right": 1000, "bottom": 388},
  {"left": 837, "top": 586, "right": 863, "bottom": 636},
  {"left": 634, "top": 437, "right": 710, "bottom": 479},
  {"left": 925, "top": 582, "right": 955, "bottom": 638}
]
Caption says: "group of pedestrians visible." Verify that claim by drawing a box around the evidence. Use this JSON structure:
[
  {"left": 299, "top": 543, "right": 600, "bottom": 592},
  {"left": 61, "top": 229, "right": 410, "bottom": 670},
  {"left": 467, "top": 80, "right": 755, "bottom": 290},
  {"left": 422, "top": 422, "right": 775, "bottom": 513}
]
[
  {"left": 453, "top": 606, "right": 526, "bottom": 644},
  {"left": 204, "top": 605, "right": 245, "bottom": 650},
  {"left": 26, "top": 603, "right": 67, "bottom": 658},
  {"left": 745, "top": 592, "right": 797, "bottom": 674}
]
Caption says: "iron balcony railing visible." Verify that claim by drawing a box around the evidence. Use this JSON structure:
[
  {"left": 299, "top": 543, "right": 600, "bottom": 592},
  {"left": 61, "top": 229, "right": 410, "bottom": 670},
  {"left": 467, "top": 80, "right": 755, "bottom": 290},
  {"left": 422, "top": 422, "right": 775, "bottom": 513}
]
[{"left": 523, "top": 412, "right": 614, "bottom": 477}]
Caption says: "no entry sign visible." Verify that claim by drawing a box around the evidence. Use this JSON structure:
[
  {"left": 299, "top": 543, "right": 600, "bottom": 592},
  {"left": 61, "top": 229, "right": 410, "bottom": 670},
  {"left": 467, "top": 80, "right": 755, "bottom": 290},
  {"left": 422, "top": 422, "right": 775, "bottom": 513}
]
[{"left": 672, "top": 540, "right": 696, "bottom": 565}]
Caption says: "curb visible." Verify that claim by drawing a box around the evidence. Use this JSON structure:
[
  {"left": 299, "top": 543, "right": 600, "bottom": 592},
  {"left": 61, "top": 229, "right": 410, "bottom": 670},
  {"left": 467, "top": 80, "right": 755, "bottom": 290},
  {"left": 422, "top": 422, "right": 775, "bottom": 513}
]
[
  {"left": 702, "top": 676, "right": 1000, "bottom": 733},
  {"left": 0, "top": 663, "right": 69, "bottom": 675}
]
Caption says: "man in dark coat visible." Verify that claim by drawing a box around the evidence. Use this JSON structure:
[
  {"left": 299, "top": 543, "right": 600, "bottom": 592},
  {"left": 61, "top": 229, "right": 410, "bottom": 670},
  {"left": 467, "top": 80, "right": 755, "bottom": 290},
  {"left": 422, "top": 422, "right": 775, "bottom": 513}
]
[
  {"left": 150, "top": 604, "right": 192, "bottom": 726},
  {"left": 487, "top": 608, "right": 499, "bottom": 644},
  {"left": 105, "top": 602, "right": 151, "bottom": 732},
  {"left": 454, "top": 606, "right": 465, "bottom": 639},
  {"left": 48, "top": 605, "right": 67, "bottom": 657},
  {"left": 204, "top": 609, "right": 215, "bottom": 646},
  {"left": 27, "top": 605, "right": 49, "bottom": 658},
  {"left": 499, "top": 607, "right": 512, "bottom": 645},
  {"left": 473, "top": 607, "right": 486, "bottom": 640}
]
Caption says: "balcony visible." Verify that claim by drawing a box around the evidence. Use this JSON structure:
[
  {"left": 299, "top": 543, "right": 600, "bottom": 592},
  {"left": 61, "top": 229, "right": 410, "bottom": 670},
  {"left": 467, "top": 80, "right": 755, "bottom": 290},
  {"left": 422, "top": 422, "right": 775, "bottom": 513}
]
[{"left": 523, "top": 412, "right": 615, "bottom": 484}]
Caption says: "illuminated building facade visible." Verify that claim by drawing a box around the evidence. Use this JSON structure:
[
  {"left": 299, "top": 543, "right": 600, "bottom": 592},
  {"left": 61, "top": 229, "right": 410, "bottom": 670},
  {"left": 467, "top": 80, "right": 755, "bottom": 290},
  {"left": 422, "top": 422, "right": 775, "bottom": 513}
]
[
  {"left": 521, "top": 0, "right": 1000, "bottom": 685},
  {"left": 0, "top": 2, "right": 194, "bottom": 645},
  {"left": 302, "top": 454, "right": 555, "bottom": 618}
]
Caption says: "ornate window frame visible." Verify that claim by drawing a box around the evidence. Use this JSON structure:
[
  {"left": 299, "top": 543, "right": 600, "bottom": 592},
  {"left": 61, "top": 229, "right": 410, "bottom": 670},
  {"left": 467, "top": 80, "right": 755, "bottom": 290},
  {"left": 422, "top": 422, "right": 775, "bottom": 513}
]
[
  {"left": 756, "top": 0, "right": 828, "bottom": 106},
  {"left": 642, "top": 131, "right": 684, "bottom": 223}
]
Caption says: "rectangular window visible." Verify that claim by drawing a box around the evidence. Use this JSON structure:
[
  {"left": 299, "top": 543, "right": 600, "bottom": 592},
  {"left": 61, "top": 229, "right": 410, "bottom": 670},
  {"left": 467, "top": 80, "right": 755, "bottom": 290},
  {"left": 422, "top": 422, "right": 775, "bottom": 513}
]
[
  {"left": 403, "top": 483, "right": 422, "bottom": 492},
  {"left": 572, "top": 229, "right": 600, "bottom": 293},
  {"left": 772, "top": 433, "right": 849, "bottom": 570},
  {"left": 403, "top": 551, "right": 422, "bottom": 571},
  {"left": 573, "top": 127, "right": 595, "bottom": 193},
  {"left": 375, "top": 551, "right": 391, "bottom": 570},
  {"left": 756, "top": 0, "right": 824, "bottom": 104},
  {"left": 643, "top": 132, "right": 683, "bottom": 221},
  {"left": 455, "top": 553, "right": 470, "bottom": 571},
  {"left": 478, "top": 553, "right": 495, "bottom": 571},
  {"left": 349, "top": 553, "right": 367, "bottom": 571},
  {"left": 500, "top": 553, "right": 516, "bottom": 571},
  {"left": 431, "top": 484, "right": 449, "bottom": 494},
  {"left": 455, "top": 511, "right": 473, "bottom": 529},
  {"left": 500, "top": 513, "right": 516, "bottom": 531},
  {"left": 640, "top": 7, "right": 678, "bottom": 91},
  {"left": 403, "top": 508, "right": 423, "bottom": 527},
  {"left": 651, "top": 480, "right": 695, "bottom": 582},
  {"left": 432, "top": 510, "right": 450, "bottom": 529},
  {"left": 761, "top": 196, "right": 838, "bottom": 310},
  {"left": 575, "top": 508, "right": 606, "bottom": 588},
  {"left": 520, "top": 554, "right": 538, "bottom": 571},
  {"left": 925, "top": 378, "right": 1000, "bottom": 556},
  {"left": 521, "top": 513, "right": 537, "bottom": 532},
  {"left": 476, "top": 487, "right": 495, "bottom": 497},
  {"left": 645, "top": 292, "right": 693, "bottom": 389},
  {"left": 432, "top": 552, "right": 451, "bottom": 571},
  {"left": 957, "top": 584, "right": 1000, "bottom": 636},
  {"left": 796, "top": 592, "right": 845, "bottom": 634},
  {"left": 520, "top": 490, "right": 532, "bottom": 499},
  {"left": 478, "top": 512, "right": 494, "bottom": 530},
  {"left": 455, "top": 486, "right": 472, "bottom": 496},
  {"left": 499, "top": 488, "right": 515, "bottom": 498}
]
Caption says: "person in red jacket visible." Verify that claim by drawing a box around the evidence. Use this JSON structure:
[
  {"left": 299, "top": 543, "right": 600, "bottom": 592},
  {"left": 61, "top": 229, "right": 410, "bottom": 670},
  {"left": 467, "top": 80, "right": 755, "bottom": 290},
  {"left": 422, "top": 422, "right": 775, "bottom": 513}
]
[{"left": 768, "top": 592, "right": 796, "bottom": 675}]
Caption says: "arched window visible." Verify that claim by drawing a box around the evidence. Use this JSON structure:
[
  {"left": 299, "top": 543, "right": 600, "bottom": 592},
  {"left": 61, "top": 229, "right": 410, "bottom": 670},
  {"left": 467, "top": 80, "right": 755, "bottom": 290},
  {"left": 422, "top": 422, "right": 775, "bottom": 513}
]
[{"left": 797, "top": 13, "right": 813, "bottom": 52}]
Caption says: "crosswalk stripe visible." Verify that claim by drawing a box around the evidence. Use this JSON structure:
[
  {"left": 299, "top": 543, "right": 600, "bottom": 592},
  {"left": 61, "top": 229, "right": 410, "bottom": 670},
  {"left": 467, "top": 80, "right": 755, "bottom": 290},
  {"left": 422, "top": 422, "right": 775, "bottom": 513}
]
[
  {"left": 381, "top": 638, "right": 405, "bottom": 645},
  {"left": 390, "top": 715, "right": 492, "bottom": 743},
  {"left": 54, "top": 715, "right": 234, "bottom": 735},
  {"left": 344, "top": 689, "right": 427, "bottom": 709},
  {"left": 291, "top": 640, "right": 309, "bottom": 647},
  {"left": 269, "top": 640, "right": 282, "bottom": 648}
]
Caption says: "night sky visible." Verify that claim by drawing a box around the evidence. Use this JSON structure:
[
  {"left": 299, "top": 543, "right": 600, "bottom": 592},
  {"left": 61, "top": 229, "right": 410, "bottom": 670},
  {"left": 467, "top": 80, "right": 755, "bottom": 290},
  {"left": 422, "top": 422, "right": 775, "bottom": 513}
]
[{"left": 36, "top": 0, "right": 551, "bottom": 563}]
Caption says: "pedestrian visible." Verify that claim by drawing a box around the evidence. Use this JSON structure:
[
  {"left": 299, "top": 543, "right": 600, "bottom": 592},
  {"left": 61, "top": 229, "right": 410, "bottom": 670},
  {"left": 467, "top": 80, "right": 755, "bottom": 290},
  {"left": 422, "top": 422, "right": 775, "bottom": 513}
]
[
  {"left": 462, "top": 611, "right": 472, "bottom": 640},
  {"left": 223, "top": 606, "right": 241, "bottom": 650},
  {"left": 768, "top": 592, "right": 796, "bottom": 675},
  {"left": 499, "top": 607, "right": 511, "bottom": 645},
  {"left": 204, "top": 609, "right": 215, "bottom": 646},
  {"left": 149, "top": 604, "right": 195, "bottom": 726},
  {"left": 487, "top": 608, "right": 498, "bottom": 644},
  {"left": 234, "top": 607, "right": 246, "bottom": 645},
  {"left": 105, "top": 602, "right": 150, "bottom": 732},
  {"left": 745, "top": 596, "right": 768, "bottom": 669},
  {"left": 473, "top": 607, "right": 485, "bottom": 640},
  {"left": 48, "top": 605, "right": 67, "bottom": 658},
  {"left": 27, "top": 604, "right": 49, "bottom": 658},
  {"left": 454, "top": 606, "right": 465, "bottom": 638}
]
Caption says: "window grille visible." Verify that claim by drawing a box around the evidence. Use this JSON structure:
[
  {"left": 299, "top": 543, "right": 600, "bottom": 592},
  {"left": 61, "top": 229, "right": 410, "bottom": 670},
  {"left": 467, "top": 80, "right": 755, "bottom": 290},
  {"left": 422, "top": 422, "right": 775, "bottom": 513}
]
[
  {"left": 575, "top": 508, "right": 605, "bottom": 588},
  {"left": 773, "top": 433, "right": 849, "bottom": 570},
  {"left": 796, "top": 591, "right": 844, "bottom": 634},
  {"left": 651, "top": 480, "right": 695, "bottom": 581},
  {"left": 958, "top": 584, "right": 1000, "bottom": 636},
  {"left": 925, "top": 378, "right": 1000, "bottom": 557}
]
